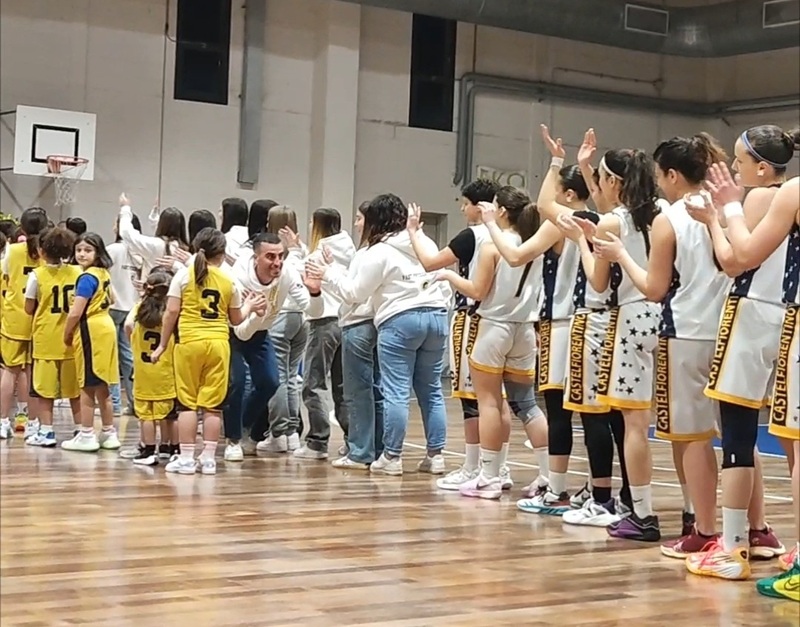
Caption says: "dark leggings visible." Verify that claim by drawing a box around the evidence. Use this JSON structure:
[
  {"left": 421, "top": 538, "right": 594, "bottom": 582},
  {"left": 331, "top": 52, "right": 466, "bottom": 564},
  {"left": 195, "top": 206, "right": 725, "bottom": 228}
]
[
  {"left": 544, "top": 389, "right": 572, "bottom": 456},
  {"left": 719, "top": 400, "right": 759, "bottom": 468},
  {"left": 581, "top": 411, "right": 632, "bottom": 506}
]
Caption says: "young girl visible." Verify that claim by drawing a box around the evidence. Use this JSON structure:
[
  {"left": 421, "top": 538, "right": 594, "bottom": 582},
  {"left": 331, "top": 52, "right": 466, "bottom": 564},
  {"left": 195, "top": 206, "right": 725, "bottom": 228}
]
[
  {"left": 125, "top": 269, "right": 177, "bottom": 466},
  {"left": 155, "top": 227, "right": 261, "bottom": 475},
  {"left": 0, "top": 207, "right": 48, "bottom": 440},
  {"left": 62, "top": 233, "right": 121, "bottom": 452},
  {"left": 118, "top": 193, "right": 189, "bottom": 276},
  {"left": 24, "top": 227, "right": 82, "bottom": 446},
  {"left": 435, "top": 187, "right": 548, "bottom": 498}
]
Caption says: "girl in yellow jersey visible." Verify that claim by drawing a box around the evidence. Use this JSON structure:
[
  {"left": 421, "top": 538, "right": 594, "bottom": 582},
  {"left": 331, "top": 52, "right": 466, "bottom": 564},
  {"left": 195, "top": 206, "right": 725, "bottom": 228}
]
[
  {"left": 125, "top": 269, "right": 177, "bottom": 466},
  {"left": 23, "top": 227, "right": 83, "bottom": 447},
  {"left": 0, "top": 207, "right": 48, "bottom": 440},
  {"left": 62, "top": 233, "right": 121, "bottom": 452},
  {"left": 154, "top": 227, "right": 261, "bottom": 475}
]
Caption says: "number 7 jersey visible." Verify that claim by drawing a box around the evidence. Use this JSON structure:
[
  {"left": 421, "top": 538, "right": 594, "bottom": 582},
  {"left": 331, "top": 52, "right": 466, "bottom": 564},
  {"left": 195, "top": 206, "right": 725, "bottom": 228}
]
[
  {"left": 129, "top": 304, "right": 176, "bottom": 401},
  {"left": 170, "top": 264, "right": 238, "bottom": 343}
]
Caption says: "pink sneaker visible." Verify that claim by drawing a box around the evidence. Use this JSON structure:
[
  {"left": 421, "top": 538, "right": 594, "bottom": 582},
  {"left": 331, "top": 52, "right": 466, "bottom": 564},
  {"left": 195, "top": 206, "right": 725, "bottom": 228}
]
[
  {"left": 749, "top": 526, "right": 785, "bottom": 560},
  {"left": 459, "top": 474, "right": 503, "bottom": 500}
]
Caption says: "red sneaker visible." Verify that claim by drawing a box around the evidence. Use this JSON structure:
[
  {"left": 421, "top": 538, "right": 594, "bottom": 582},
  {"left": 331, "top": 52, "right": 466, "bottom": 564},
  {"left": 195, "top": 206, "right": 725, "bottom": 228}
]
[
  {"left": 661, "top": 529, "right": 720, "bottom": 559},
  {"left": 749, "top": 526, "right": 786, "bottom": 560}
]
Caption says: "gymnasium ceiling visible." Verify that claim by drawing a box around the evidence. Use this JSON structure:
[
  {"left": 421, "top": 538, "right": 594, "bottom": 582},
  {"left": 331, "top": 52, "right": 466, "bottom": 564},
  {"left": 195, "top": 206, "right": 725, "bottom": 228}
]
[{"left": 341, "top": 0, "right": 800, "bottom": 57}]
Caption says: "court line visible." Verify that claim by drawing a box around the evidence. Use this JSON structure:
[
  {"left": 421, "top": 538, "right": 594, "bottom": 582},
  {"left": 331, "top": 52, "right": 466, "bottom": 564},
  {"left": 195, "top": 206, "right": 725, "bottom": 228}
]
[{"left": 403, "top": 442, "right": 793, "bottom": 503}]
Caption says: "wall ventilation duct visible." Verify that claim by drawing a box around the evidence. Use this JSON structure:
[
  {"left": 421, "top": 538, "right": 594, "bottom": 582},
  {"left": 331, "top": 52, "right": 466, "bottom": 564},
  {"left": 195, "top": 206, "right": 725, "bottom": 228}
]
[{"left": 341, "top": 0, "right": 800, "bottom": 57}]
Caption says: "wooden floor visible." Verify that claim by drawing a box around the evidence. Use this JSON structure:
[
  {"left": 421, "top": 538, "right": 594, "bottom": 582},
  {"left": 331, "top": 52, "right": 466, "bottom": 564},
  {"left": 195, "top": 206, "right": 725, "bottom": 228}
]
[{"left": 0, "top": 399, "right": 796, "bottom": 627}]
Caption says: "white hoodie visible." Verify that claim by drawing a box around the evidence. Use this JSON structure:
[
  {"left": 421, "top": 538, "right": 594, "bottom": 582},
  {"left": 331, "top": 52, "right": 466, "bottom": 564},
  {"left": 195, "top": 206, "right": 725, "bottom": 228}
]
[
  {"left": 225, "top": 225, "right": 250, "bottom": 262},
  {"left": 317, "top": 247, "right": 375, "bottom": 328},
  {"left": 231, "top": 253, "right": 310, "bottom": 341},
  {"left": 323, "top": 230, "right": 450, "bottom": 328},
  {"left": 296, "top": 231, "right": 356, "bottom": 320}
]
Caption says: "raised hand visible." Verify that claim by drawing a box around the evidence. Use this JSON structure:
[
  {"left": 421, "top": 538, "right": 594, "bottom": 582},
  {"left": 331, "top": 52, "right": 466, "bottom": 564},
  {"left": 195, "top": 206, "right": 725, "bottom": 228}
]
[
  {"left": 575, "top": 217, "right": 598, "bottom": 241},
  {"left": 155, "top": 255, "right": 177, "bottom": 269},
  {"left": 704, "top": 162, "right": 745, "bottom": 207},
  {"left": 302, "top": 270, "right": 322, "bottom": 293},
  {"left": 119, "top": 192, "right": 130, "bottom": 207},
  {"left": 592, "top": 233, "right": 624, "bottom": 261},
  {"left": 172, "top": 247, "right": 191, "bottom": 264},
  {"left": 279, "top": 226, "right": 301, "bottom": 249},
  {"left": 540, "top": 124, "right": 566, "bottom": 159},
  {"left": 407, "top": 202, "right": 423, "bottom": 233},
  {"left": 478, "top": 201, "right": 497, "bottom": 224},
  {"left": 305, "top": 258, "right": 327, "bottom": 280},
  {"left": 684, "top": 191, "right": 717, "bottom": 226},
  {"left": 321, "top": 245, "right": 334, "bottom": 265},
  {"left": 577, "top": 128, "right": 597, "bottom": 165},
  {"left": 556, "top": 213, "right": 583, "bottom": 242}
]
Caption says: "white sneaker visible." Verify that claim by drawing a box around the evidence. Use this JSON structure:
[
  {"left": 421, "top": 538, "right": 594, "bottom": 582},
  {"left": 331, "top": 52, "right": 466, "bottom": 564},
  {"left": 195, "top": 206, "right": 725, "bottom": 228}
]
[
  {"left": 61, "top": 432, "right": 100, "bottom": 452},
  {"left": 500, "top": 465, "right": 514, "bottom": 490},
  {"left": 99, "top": 429, "right": 121, "bottom": 450},
  {"left": 562, "top": 498, "right": 621, "bottom": 527},
  {"left": 224, "top": 442, "right": 244, "bottom": 462},
  {"left": 436, "top": 466, "right": 479, "bottom": 491},
  {"left": 257, "top": 434, "right": 288, "bottom": 453},
  {"left": 332, "top": 456, "right": 369, "bottom": 469},
  {"left": 0, "top": 419, "right": 14, "bottom": 440},
  {"left": 459, "top": 473, "right": 503, "bottom": 500},
  {"left": 570, "top": 483, "right": 591, "bottom": 508},
  {"left": 165, "top": 456, "right": 197, "bottom": 475},
  {"left": 197, "top": 456, "right": 217, "bottom": 475},
  {"left": 24, "top": 418, "right": 40, "bottom": 440},
  {"left": 119, "top": 444, "right": 145, "bottom": 459},
  {"left": 287, "top": 433, "right": 301, "bottom": 451},
  {"left": 521, "top": 476, "right": 549, "bottom": 498},
  {"left": 25, "top": 429, "right": 57, "bottom": 448},
  {"left": 417, "top": 454, "right": 446, "bottom": 475},
  {"left": 292, "top": 445, "right": 328, "bottom": 460},
  {"left": 370, "top": 453, "right": 403, "bottom": 476},
  {"left": 240, "top": 437, "right": 258, "bottom": 456}
]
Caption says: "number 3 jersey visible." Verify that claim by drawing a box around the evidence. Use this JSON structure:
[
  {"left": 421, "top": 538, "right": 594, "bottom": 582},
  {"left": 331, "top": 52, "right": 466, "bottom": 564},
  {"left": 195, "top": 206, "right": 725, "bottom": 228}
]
[
  {"left": 128, "top": 303, "right": 176, "bottom": 401},
  {"left": 168, "top": 264, "right": 241, "bottom": 343},
  {"left": 27, "top": 263, "right": 82, "bottom": 360},
  {"left": 477, "top": 231, "right": 543, "bottom": 323}
]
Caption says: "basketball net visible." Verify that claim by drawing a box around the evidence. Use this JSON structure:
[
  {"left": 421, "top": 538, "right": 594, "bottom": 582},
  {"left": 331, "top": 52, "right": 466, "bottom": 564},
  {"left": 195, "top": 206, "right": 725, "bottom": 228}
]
[{"left": 46, "top": 155, "right": 89, "bottom": 208}]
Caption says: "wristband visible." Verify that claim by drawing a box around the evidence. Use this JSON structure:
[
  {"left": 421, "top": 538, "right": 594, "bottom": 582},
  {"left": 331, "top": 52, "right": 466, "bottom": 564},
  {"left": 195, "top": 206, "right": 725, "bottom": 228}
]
[
  {"left": 550, "top": 157, "right": 564, "bottom": 168},
  {"left": 723, "top": 201, "right": 744, "bottom": 219}
]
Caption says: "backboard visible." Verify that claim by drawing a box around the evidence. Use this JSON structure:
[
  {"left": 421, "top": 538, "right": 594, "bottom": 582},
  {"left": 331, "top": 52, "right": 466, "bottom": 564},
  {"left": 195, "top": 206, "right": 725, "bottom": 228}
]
[{"left": 13, "top": 105, "right": 96, "bottom": 180}]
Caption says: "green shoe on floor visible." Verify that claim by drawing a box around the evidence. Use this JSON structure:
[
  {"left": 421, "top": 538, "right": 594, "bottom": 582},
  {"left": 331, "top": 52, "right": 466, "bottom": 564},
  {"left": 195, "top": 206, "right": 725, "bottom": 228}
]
[{"left": 756, "top": 564, "right": 800, "bottom": 603}]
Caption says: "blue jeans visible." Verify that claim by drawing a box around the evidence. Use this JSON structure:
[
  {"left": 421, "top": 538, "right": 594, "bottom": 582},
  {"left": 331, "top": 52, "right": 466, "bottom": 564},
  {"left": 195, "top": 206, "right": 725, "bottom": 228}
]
[
  {"left": 225, "top": 330, "right": 280, "bottom": 442},
  {"left": 377, "top": 307, "right": 448, "bottom": 456},
  {"left": 342, "top": 321, "right": 384, "bottom": 464},
  {"left": 110, "top": 309, "right": 133, "bottom": 412}
]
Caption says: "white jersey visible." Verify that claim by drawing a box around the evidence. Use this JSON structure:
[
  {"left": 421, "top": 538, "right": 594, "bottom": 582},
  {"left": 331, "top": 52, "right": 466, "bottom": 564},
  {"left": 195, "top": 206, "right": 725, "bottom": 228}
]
[
  {"left": 540, "top": 239, "right": 581, "bottom": 321},
  {"left": 662, "top": 199, "right": 731, "bottom": 340},
  {"left": 478, "top": 231, "right": 542, "bottom": 323},
  {"left": 608, "top": 206, "right": 649, "bottom": 307},
  {"left": 788, "top": 223, "right": 800, "bottom": 307}
]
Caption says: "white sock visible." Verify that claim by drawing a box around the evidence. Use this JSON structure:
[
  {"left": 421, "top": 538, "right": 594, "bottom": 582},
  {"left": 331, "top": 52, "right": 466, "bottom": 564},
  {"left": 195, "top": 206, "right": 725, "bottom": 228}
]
[
  {"left": 464, "top": 443, "right": 480, "bottom": 471},
  {"left": 533, "top": 446, "right": 549, "bottom": 479},
  {"left": 550, "top": 471, "right": 567, "bottom": 495},
  {"left": 630, "top": 484, "right": 654, "bottom": 518},
  {"left": 41, "top": 424, "right": 54, "bottom": 434},
  {"left": 17, "top": 402, "right": 28, "bottom": 415},
  {"left": 498, "top": 442, "right": 510, "bottom": 469},
  {"left": 721, "top": 507, "right": 749, "bottom": 552},
  {"left": 680, "top": 483, "right": 694, "bottom": 514},
  {"left": 180, "top": 443, "right": 196, "bottom": 462},
  {"left": 480, "top": 448, "right": 501, "bottom": 478},
  {"left": 202, "top": 440, "right": 217, "bottom": 460}
]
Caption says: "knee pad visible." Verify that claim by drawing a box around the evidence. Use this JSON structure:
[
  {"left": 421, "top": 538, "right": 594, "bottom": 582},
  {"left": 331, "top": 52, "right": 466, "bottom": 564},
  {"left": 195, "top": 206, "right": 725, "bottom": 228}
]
[
  {"left": 460, "top": 397, "right": 479, "bottom": 420},
  {"left": 504, "top": 380, "right": 544, "bottom": 426},
  {"left": 719, "top": 403, "right": 759, "bottom": 469}
]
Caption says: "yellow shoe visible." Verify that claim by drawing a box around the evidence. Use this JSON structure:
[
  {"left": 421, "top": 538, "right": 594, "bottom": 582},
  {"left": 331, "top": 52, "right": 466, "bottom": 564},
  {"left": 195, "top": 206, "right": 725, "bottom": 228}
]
[
  {"left": 757, "top": 565, "right": 800, "bottom": 602},
  {"left": 686, "top": 539, "right": 751, "bottom": 581},
  {"left": 13, "top": 412, "right": 27, "bottom": 432},
  {"left": 779, "top": 546, "right": 798, "bottom": 572}
]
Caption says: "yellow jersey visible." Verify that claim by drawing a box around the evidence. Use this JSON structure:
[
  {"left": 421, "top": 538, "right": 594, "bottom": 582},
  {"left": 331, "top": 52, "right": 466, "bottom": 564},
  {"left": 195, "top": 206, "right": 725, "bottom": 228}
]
[
  {"left": 31, "top": 264, "right": 82, "bottom": 360},
  {"left": 178, "top": 265, "right": 235, "bottom": 343},
  {"left": 80, "top": 267, "right": 112, "bottom": 319},
  {"left": 2, "top": 242, "right": 43, "bottom": 340},
  {"left": 130, "top": 304, "right": 176, "bottom": 401}
]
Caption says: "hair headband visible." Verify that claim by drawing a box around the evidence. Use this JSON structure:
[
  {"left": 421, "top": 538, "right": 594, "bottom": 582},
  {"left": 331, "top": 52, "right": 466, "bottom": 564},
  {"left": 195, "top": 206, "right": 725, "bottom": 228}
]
[
  {"left": 740, "top": 131, "right": 791, "bottom": 168},
  {"left": 599, "top": 156, "right": 624, "bottom": 181}
]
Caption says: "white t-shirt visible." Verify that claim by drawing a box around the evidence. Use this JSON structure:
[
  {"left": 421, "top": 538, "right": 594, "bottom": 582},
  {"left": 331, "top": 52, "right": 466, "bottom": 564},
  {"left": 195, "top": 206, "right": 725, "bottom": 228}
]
[{"left": 107, "top": 242, "right": 142, "bottom": 312}]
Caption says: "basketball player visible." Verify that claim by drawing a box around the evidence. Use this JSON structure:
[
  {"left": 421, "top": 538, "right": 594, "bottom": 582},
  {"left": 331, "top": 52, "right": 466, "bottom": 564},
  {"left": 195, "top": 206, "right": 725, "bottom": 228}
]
[
  {"left": 558, "top": 146, "right": 662, "bottom": 541},
  {"left": 434, "top": 187, "right": 544, "bottom": 498},
  {"left": 676, "top": 126, "right": 797, "bottom": 580},
  {"left": 154, "top": 228, "right": 263, "bottom": 475},
  {"left": 407, "top": 179, "right": 516, "bottom": 488},
  {"left": 0, "top": 207, "right": 47, "bottom": 439}
]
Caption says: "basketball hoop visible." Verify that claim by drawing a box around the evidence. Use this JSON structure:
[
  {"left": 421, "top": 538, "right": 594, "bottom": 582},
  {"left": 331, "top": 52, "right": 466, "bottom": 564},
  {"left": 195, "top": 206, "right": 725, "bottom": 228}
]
[{"left": 46, "top": 155, "right": 89, "bottom": 207}]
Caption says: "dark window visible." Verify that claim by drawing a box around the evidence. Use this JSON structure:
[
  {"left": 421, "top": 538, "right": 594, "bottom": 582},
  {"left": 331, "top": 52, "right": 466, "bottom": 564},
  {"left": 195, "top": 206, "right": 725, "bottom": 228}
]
[
  {"left": 409, "top": 14, "right": 456, "bottom": 132},
  {"left": 174, "top": 0, "right": 232, "bottom": 105}
]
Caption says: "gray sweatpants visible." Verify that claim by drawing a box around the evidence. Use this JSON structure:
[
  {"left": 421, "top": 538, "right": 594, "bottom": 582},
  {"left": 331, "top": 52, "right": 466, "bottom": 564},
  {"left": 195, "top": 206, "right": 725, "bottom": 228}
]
[{"left": 268, "top": 311, "right": 309, "bottom": 437}]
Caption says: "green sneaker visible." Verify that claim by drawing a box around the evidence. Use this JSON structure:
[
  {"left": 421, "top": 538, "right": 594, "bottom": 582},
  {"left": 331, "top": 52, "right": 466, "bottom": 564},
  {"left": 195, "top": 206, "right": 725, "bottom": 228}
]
[{"left": 756, "top": 564, "right": 800, "bottom": 602}]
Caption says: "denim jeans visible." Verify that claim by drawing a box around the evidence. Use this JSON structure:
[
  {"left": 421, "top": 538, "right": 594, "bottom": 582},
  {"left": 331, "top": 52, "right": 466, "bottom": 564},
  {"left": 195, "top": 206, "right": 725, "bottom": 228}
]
[
  {"left": 268, "top": 311, "right": 308, "bottom": 437},
  {"left": 109, "top": 309, "right": 133, "bottom": 412},
  {"left": 377, "top": 307, "right": 448, "bottom": 456},
  {"left": 226, "top": 330, "right": 280, "bottom": 442},
  {"left": 302, "top": 317, "right": 348, "bottom": 452},
  {"left": 342, "top": 321, "right": 384, "bottom": 464}
]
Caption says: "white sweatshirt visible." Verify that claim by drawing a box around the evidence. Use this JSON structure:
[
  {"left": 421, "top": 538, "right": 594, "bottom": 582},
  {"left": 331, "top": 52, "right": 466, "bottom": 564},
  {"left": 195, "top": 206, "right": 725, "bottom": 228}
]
[
  {"left": 231, "top": 253, "right": 311, "bottom": 341},
  {"left": 107, "top": 242, "right": 142, "bottom": 312},
  {"left": 323, "top": 230, "right": 449, "bottom": 328},
  {"left": 225, "top": 225, "right": 250, "bottom": 262},
  {"left": 119, "top": 205, "right": 182, "bottom": 276},
  {"left": 296, "top": 231, "right": 356, "bottom": 320}
]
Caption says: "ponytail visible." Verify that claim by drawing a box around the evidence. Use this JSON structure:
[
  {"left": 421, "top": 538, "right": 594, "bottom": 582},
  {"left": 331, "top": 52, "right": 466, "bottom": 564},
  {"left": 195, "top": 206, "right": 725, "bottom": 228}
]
[
  {"left": 194, "top": 249, "right": 208, "bottom": 286},
  {"left": 516, "top": 202, "right": 541, "bottom": 242},
  {"left": 653, "top": 133, "right": 727, "bottom": 185},
  {"left": 604, "top": 149, "right": 658, "bottom": 234},
  {"left": 136, "top": 271, "right": 172, "bottom": 328}
]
